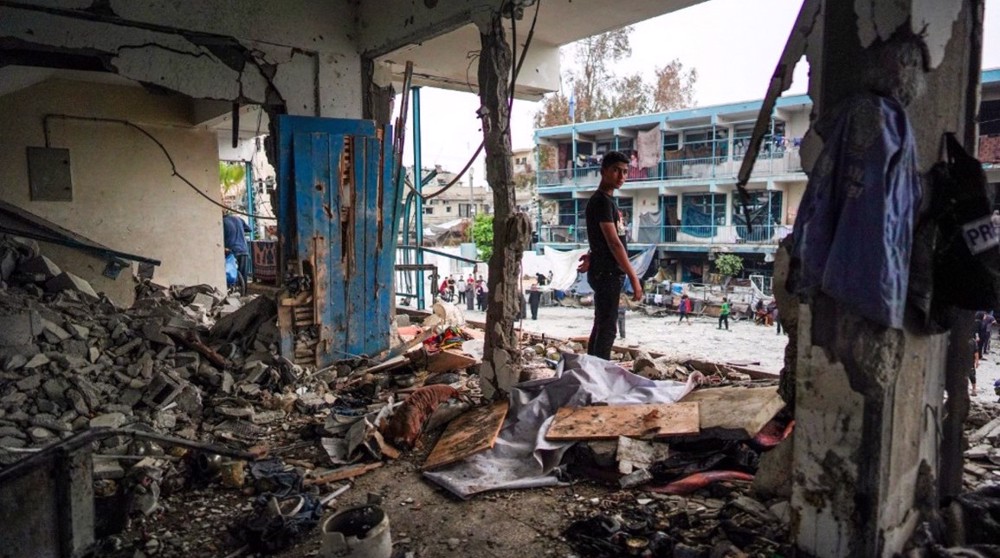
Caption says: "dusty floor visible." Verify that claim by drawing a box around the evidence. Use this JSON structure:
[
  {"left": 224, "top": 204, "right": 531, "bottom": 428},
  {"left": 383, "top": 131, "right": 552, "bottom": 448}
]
[{"left": 470, "top": 303, "right": 1000, "bottom": 403}]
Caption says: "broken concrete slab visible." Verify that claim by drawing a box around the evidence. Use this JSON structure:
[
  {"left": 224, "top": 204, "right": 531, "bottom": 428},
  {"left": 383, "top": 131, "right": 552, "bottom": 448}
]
[
  {"left": 0, "top": 311, "right": 43, "bottom": 347},
  {"left": 23, "top": 353, "right": 50, "bottom": 369},
  {"left": 90, "top": 412, "right": 127, "bottom": 429},
  {"left": 45, "top": 271, "right": 99, "bottom": 300},
  {"left": 15, "top": 255, "right": 61, "bottom": 281}
]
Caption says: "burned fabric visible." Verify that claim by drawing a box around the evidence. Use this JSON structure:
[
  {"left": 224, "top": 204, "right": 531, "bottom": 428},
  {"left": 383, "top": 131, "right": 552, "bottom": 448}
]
[
  {"left": 791, "top": 94, "right": 921, "bottom": 329},
  {"left": 380, "top": 384, "right": 460, "bottom": 449}
]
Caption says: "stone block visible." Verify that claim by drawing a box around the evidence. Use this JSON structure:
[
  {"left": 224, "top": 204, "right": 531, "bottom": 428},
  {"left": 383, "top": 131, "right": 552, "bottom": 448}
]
[
  {"left": 68, "top": 324, "right": 89, "bottom": 340},
  {"left": 23, "top": 353, "right": 50, "bottom": 369},
  {"left": 89, "top": 412, "right": 126, "bottom": 429},
  {"left": 16, "top": 255, "right": 61, "bottom": 281},
  {"left": 40, "top": 318, "right": 71, "bottom": 343},
  {"left": 42, "top": 378, "right": 69, "bottom": 401},
  {"left": 140, "top": 322, "right": 174, "bottom": 346},
  {"left": 15, "top": 374, "right": 42, "bottom": 391},
  {"left": 4, "top": 354, "right": 28, "bottom": 371},
  {"left": 45, "top": 272, "right": 98, "bottom": 300},
  {"left": 0, "top": 311, "right": 42, "bottom": 347}
]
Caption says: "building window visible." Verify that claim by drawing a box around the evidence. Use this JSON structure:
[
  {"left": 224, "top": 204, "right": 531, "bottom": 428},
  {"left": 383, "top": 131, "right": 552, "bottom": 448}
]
[
  {"left": 423, "top": 207, "right": 434, "bottom": 215},
  {"left": 446, "top": 206, "right": 452, "bottom": 213},
  {"left": 732, "top": 191, "right": 783, "bottom": 241},
  {"left": 681, "top": 193, "right": 726, "bottom": 237},
  {"left": 459, "top": 203, "right": 474, "bottom": 217}
]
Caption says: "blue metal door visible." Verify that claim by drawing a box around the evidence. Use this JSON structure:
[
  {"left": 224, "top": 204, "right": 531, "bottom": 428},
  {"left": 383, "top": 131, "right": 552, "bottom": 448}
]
[{"left": 277, "top": 116, "right": 400, "bottom": 366}]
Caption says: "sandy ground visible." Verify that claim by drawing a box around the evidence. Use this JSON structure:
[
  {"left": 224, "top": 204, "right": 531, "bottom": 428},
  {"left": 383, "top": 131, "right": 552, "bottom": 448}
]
[
  {"left": 462, "top": 303, "right": 1000, "bottom": 403},
  {"left": 462, "top": 304, "right": 790, "bottom": 371}
]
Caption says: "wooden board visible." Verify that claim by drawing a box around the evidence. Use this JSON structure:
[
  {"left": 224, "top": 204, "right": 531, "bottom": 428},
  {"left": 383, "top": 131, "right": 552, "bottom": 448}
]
[
  {"left": 424, "top": 349, "right": 478, "bottom": 374},
  {"left": 680, "top": 386, "right": 784, "bottom": 439},
  {"left": 423, "top": 400, "right": 509, "bottom": 470},
  {"left": 545, "top": 402, "right": 700, "bottom": 441}
]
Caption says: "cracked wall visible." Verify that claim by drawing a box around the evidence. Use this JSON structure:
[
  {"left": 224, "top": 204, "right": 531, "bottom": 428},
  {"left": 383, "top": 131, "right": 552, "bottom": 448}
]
[
  {"left": 0, "top": 0, "right": 361, "bottom": 117},
  {"left": 0, "top": 79, "right": 226, "bottom": 293}
]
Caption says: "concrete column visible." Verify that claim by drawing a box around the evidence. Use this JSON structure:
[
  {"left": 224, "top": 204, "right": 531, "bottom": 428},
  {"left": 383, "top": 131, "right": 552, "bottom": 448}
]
[
  {"left": 476, "top": 9, "right": 531, "bottom": 399},
  {"left": 790, "top": 1, "right": 980, "bottom": 555}
]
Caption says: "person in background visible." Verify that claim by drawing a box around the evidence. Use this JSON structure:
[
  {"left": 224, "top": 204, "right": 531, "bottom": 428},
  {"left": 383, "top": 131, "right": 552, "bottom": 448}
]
[
  {"left": 718, "top": 297, "right": 731, "bottom": 331},
  {"left": 678, "top": 293, "right": 692, "bottom": 325},
  {"left": 577, "top": 151, "right": 643, "bottom": 360},
  {"left": 617, "top": 303, "right": 627, "bottom": 340},
  {"left": 457, "top": 275, "right": 467, "bottom": 304},
  {"left": 476, "top": 279, "right": 488, "bottom": 311},
  {"left": 466, "top": 275, "right": 475, "bottom": 311},
  {"left": 223, "top": 212, "right": 252, "bottom": 281},
  {"left": 981, "top": 310, "right": 996, "bottom": 355},
  {"left": 970, "top": 333, "right": 980, "bottom": 397},
  {"left": 528, "top": 283, "right": 542, "bottom": 320}
]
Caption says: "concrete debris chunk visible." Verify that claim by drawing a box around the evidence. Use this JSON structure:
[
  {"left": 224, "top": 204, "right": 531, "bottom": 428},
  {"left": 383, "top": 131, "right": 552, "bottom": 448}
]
[
  {"left": 90, "top": 412, "right": 127, "bottom": 429},
  {"left": 22, "top": 353, "right": 50, "bottom": 369},
  {"left": 16, "top": 255, "right": 62, "bottom": 281},
  {"left": 45, "top": 271, "right": 99, "bottom": 300},
  {"left": 0, "top": 311, "right": 42, "bottom": 347}
]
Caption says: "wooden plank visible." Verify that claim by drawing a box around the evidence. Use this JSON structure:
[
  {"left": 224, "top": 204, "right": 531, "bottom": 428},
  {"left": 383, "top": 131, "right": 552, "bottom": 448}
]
[
  {"left": 423, "top": 400, "right": 509, "bottom": 470},
  {"left": 680, "top": 386, "right": 785, "bottom": 439},
  {"left": 364, "top": 137, "right": 384, "bottom": 355},
  {"left": 304, "top": 462, "right": 383, "bottom": 486},
  {"left": 545, "top": 402, "right": 700, "bottom": 441},
  {"left": 365, "top": 354, "right": 410, "bottom": 374},
  {"left": 424, "top": 349, "right": 478, "bottom": 374}
]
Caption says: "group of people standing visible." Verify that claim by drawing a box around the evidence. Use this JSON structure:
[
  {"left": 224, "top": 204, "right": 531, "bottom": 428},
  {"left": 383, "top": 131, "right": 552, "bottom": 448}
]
[{"left": 438, "top": 275, "right": 488, "bottom": 311}]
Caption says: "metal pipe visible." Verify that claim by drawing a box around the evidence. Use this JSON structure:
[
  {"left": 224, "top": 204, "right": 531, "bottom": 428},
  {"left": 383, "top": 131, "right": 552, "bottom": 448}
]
[
  {"left": 412, "top": 87, "right": 425, "bottom": 309},
  {"left": 246, "top": 162, "right": 255, "bottom": 240}
]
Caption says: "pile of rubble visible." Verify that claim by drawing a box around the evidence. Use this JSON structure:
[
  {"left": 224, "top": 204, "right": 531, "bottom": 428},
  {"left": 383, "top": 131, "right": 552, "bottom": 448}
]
[
  {"left": 964, "top": 399, "right": 1000, "bottom": 489},
  {"left": 0, "top": 235, "right": 316, "bottom": 465}
]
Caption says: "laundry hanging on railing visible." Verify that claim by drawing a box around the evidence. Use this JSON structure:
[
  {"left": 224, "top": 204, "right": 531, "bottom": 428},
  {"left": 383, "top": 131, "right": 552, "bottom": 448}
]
[
  {"left": 637, "top": 127, "right": 662, "bottom": 169},
  {"left": 680, "top": 202, "right": 717, "bottom": 238},
  {"left": 638, "top": 210, "right": 662, "bottom": 243}
]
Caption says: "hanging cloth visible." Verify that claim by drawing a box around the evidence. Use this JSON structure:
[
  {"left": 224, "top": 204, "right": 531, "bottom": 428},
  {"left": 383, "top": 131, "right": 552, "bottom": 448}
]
[
  {"left": 791, "top": 94, "right": 922, "bottom": 329},
  {"left": 637, "top": 127, "right": 662, "bottom": 169}
]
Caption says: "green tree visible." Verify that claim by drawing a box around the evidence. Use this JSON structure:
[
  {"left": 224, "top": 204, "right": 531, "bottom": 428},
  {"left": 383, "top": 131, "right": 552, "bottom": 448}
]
[
  {"left": 533, "top": 29, "right": 698, "bottom": 133},
  {"left": 471, "top": 213, "right": 494, "bottom": 261},
  {"left": 219, "top": 162, "right": 246, "bottom": 196},
  {"left": 714, "top": 254, "right": 744, "bottom": 290}
]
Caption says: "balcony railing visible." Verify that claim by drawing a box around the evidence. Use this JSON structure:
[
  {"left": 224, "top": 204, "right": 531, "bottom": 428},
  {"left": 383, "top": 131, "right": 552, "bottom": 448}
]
[
  {"left": 538, "top": 151, "right": 803, "bottom": 188},
  {"left": 541, "top": 223, "right": 791, "bottom": 245}
]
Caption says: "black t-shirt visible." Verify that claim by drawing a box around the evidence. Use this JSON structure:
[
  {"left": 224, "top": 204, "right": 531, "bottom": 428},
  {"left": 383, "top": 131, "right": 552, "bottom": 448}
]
[{"left": 586, "top": 190, "right": 627, "bottom": 275}]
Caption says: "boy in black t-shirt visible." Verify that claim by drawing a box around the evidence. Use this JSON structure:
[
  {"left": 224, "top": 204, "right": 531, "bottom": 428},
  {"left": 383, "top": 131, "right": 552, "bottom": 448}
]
[{"left": 577, "top": 151, "right": 643, "bottom": 360}]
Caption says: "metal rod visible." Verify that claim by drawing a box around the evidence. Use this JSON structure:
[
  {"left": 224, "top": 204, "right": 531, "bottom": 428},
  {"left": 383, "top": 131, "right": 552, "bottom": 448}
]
[{"left": 412, "top": 86, "right": 425, "bottom": 310}]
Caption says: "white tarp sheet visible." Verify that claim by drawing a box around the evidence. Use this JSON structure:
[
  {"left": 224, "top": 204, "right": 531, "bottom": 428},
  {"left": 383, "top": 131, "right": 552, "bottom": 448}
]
[{"left": 422, "top": 353, "right": 697, "bottom": 499}]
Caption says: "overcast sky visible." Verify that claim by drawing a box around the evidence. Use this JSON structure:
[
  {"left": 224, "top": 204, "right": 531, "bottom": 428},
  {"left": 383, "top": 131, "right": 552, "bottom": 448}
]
[{"left": 402, "top": 0, "right": 1000, "bottom": 185}]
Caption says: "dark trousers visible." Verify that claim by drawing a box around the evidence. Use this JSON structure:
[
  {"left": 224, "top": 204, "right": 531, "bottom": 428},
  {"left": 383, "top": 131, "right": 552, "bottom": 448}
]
[
  {"left": 776, "top": 319, "right": 783, "bottom": 335},
  {"left": 718, "top": 314, "right": 729, "bottom": 330},
  {"left": 588, "top": 272, "right": 623, "bottom": 360},
  {"left": 235, "top": 254, "right": 250, "bottom": 281},
  {"left": 678, "top": 312, "right": 689, "bottom": 324},
  {"left": 466, "top": 291, "right": 475, "bottom": 311},
  {"left": 617, "top": 311, "right": 626, "bottom": 339},
  {"left": 528, "top": 292, "right": 541, "bottom": 320}
]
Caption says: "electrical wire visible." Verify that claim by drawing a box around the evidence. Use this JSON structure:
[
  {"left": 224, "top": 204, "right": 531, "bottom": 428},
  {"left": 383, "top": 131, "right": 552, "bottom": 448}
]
[
  {"left": 414, "top": 0, "right": 541, "bottom": 202},
  {"left": 43, "top": 114, "right": 275, "bottom": 221}
]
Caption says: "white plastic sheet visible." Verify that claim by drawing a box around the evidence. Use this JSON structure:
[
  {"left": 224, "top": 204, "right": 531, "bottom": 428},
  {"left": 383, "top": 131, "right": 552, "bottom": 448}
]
[{"left": 423, "top": 353, "right": 697, "bottom": 498}]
